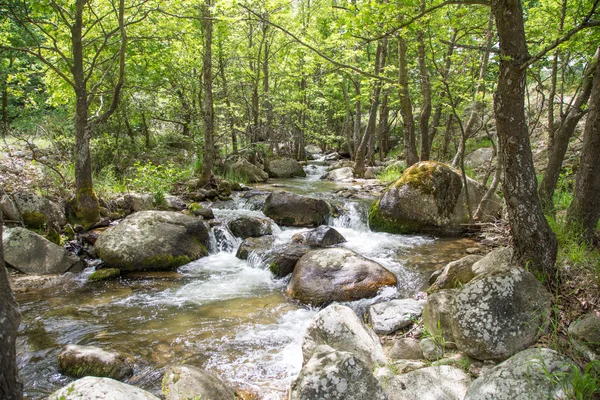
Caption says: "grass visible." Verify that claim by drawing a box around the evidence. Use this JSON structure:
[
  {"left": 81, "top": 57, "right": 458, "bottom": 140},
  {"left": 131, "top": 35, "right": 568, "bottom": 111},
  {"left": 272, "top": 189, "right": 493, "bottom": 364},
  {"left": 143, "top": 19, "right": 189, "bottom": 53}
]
[{"left": 376, "top": 164, "right": 405, "bottom": 183}]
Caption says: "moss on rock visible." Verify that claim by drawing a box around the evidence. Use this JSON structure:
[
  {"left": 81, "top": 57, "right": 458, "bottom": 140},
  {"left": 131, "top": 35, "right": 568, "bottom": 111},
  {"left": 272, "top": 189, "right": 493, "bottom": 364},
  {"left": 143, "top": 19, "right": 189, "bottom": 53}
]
[
  {"left": 88, "top": 268, "right": 121, "bottom": 282},
  {"left": 22, "top": 210, "right": 47, "bottom": 229},
  {"left": 142, "top": 254, "right": 191, "bottom": 270}
]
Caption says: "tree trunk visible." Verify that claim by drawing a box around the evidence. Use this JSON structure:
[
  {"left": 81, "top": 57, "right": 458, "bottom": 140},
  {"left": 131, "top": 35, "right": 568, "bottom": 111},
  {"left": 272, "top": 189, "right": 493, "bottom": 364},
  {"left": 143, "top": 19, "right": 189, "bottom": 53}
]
[
  {"left": 539, "top": 47, "right": 599, "bottom": 211},
  {"left": 1, "top": 57, "right": 12, "bottom": 136},
  {"left": 430, "top": 30, "right": 457, "bottom": 151},
  {"left": 352, "top": 77, "right": 361, "bottom": 157},
  {"left": 341, "top": 79, "right": 355, "bottom": 160},
  {"left": 378, "top": 90, "right": 390, "bottom": 160},
  {"left": 567, "top": 55, "right": 600, "bottom": 242},
  {"left": 492, "top": 0, "right": 557, "bottom": 277},
  {"left": 441, "top": 113, "right": 454, "bottom": 160},
  {"left": 201, "top": 0, "right": 214, "bottom": 184},
  {"left": 0, "top": 210, "right": 23, "bottom": 400},
  {"left": 417, "top": 0, "right": 431, "bottom": 161},
  {"left": 398, "top": 35, "right": 419, "bottom": 166}
]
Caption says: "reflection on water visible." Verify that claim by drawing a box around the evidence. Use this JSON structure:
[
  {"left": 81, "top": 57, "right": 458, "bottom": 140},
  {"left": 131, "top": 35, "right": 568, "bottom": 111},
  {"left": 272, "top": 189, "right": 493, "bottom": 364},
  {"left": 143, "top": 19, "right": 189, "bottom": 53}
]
[{"left": 15, "top": 161, "right": 479, "bottom": 399}]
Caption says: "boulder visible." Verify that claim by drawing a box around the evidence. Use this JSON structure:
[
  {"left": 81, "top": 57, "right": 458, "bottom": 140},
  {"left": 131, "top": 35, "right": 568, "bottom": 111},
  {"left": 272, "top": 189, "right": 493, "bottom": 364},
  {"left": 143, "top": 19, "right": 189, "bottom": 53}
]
[
  {"left": 269, "top": 243, "right": 311, "bottom": 277},
  {"left": 464, "top": 348, "right": 576, "bottom": 400},
  {"left": 451, "top": 267, "right": 551, "bottom": 360},
  {"left": 48, "top": 377, "right": 159, "bottom": 400},
  {"left": 291, "top": 225, "right": 346, "bottom": 247},
  {"left": 3, "top": 227, "right": 82, "bottom": 275},
  {"left": 302, "top": 304, "right": 387, "bottom": 368},
  {"left": 568, "top": 312, "right": 600, "bottom": 351},
  {"left": 229, "top": 158, "right": 268, "bottom": 182},
  {"left": 287, "top": 248, "right": 398, "bottom": 307},
  {"left": 368, "top": 161, "right": 502, "bottom": 235},
  {"left": 367, "top": 299, "right": 426, "bottom": 335},
  {"left": 384, "top": 365, "right": 471, "bottom": 400},
  {"left": 420, "top": 338, "right": 444, "bottom": 361},
  {"left": 471, "top": 247, "right": 513, "bottom": 276},
  {"left": 422, "top": 289, "right": 458, "bottom": 347},
  {"left": 305, "top": 144, "right": 322, "bottom": 154},
  {"left": 235, "top": 235, "right": 275, "bottom": 260},
  {"left": 324, "top": 152, "right": 341, "bottom": 161},
  {"left": 388, "top": 338, "right": 423, "bottom": 360},
  {"left": 328, "top": 160, "right": 355, "bottom": 171},
  {"left": 429, "top": 255, "right": 482, "bottom": 291},
  {"left": 58, "top": 345, "right": 133, "bottom": 381},
  {"left": 227, "top": 216, "right": 273, "bottom": 239},
  {"left": 190, "top": 205, "right": 215, "bottom": 220},
  {"left": 162, "top": 365, "right": 235, "bottom": 400},
  {"left": 95, "top": 211, "right": 210, "bottom": 271},
  {"left": 323, "top": 167, "right": 354, "bottom": 181},
  {"left": 265, "top": 157, "right": 306, "bottom": 178},
  {"left": 1, "top": 192, "right": 66, "bottom": 230},
  {"left": 88, "top": 268, "right": 121, "bottom": 282},
  {"left": 262, "top": 191, "right": 331, "bottom": 227},
  {"left": 164, "top": 195, "right": 186, "bottom": 211},
  {"left": 290, "top": 345, "right": 388, "bottom": 400},
  {"left": 465, "top": 147, "right": 495, "bottom": 170},
  {"left": 116, "top": 193, "right": 154, "bottom": 212}
]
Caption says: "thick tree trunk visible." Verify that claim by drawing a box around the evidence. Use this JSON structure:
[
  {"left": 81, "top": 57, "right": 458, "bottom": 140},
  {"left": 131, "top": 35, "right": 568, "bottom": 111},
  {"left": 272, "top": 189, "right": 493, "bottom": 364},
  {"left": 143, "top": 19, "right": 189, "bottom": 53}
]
[
  {"left": 201, "top": 0, "right": 214, "bottom": 184},
  {"left": 417, "top": 0, "right": 431, "bottom": 161},
  {"left": 567, "top": 56, "right": 600, "bottom": 242},
  {"left": 539, "top": 47, "right": 599, "bottom": 211},
  {"left": 353, "top": 77, "right": 361, "bottom": 157},
  {"left": 378, "top": 91, "right": 390, "bottom": 160},
  {"left": 398, "top": 35, "right": 419, "bottom": 167},
  {"left": 492, "top": 0, "right": 557, "bottom": 277},
  {"left": 0, "top": 210, "right": 23, "bottom": 400}
]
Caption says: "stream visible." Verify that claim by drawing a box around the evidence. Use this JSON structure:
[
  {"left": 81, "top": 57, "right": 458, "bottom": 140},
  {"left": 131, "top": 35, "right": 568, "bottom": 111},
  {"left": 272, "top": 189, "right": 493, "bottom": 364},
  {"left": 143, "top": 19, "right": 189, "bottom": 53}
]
[{"left": 14, "top": 160, "right": 478, "bottom": 399}]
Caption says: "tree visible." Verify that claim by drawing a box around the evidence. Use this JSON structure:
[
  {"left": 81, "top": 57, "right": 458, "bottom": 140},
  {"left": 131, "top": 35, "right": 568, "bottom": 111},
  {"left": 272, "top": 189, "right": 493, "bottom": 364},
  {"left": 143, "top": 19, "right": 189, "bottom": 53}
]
[
  {"left": 201, "top": 0, "right": 215, "bottom": 184},
  {"left": 0, "top": 210, "right": 22, "bottom": 400}
]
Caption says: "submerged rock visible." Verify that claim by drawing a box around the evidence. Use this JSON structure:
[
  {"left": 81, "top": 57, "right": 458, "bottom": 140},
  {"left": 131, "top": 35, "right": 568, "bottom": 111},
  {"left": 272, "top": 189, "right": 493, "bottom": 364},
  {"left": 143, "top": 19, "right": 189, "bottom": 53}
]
[
  {"left": 290, "top": 345, "right": 388, "bottom": 400},
  {"left": 88, "top": 268, "right": 121, "bottom": 282},
  {"left": 227, "top": 216, "right": 273, "bottom": 239},
  {"left": 384, "top": 365, "right": 471, "bottom": 400},
  {"left": 3, "top": 227, "right": 82, "bottom": 275},
  {"left": 57, "top": 345, "right": 133, "bottom": 381},
  {"left": 95, "top": 211, "right": 210, "bottom": 271},
  {"left": 287, "top": 248, "right": 397, "bottom": 307},
  {"left": 368, "top": 161, "right": 501, "bottom": 235},
  {"left": 265, "top": 157, "right": 306, "bottom": 178},
  {"left": 302, "top": 304, "right": 387, "bottom": 368},
  {"left": 48, "top": 377, "right": 158, "bottom": 400},
  {"left": 291, "top": 225, "right": 346, "bottom": 247},
  {"left": 262, "top": 191, "right": 331, "bottom": 227},
  {"left": 464, "top": 348, "right": 576, "bottom": 400},
  {"left": 161, "top": 365, "right": 235, "bottom": 400},
  {"left": 367, "top": 299, "right": 426, "bottom": 335}
]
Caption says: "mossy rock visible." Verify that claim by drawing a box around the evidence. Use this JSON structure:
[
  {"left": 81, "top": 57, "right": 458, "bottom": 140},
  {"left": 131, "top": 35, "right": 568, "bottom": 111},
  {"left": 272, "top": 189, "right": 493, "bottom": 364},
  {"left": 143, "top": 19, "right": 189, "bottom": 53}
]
[
  {"left": 22, "top": 211, "right": 48, "bottom": 229},
  {"left": 88, "top": 268, "right": 121, "bottom": 282},
  {"left": 57, "top": 345, "right": 133, "bottom": 381}
]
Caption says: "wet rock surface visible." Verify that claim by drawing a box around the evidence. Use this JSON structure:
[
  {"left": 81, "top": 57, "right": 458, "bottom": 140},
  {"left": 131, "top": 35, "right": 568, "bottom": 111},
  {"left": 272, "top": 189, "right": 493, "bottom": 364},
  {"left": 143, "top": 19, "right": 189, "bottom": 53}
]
[
  {"left": 263, "top": 190, "right": 332, "bottom": 227},
  {"left": 57, "top": 344, "right": 133, "bottom": 381},
  {"left": 161, "top": 365, "right": 235, "bottom": 400}
]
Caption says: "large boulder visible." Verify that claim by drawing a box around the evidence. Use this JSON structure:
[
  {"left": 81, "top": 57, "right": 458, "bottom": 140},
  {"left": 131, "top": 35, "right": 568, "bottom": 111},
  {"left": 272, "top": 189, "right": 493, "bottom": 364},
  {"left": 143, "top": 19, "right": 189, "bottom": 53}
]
[
  {"left": 262, "top": 191, "right": 331, "bottom": 227},
  {"left": 568, "top": 312, "right": 600, "bottom": 352},
  {"left": 465, "top": 147, "right": 495, "bottom": 170},
  {"left": 58, "top": 345, "right": 133, "bottom": 381},
  {"left": 95, "top": 211, "right": 210, "bottom": 271},
  {"left": 384, "top": 365, "right": 471, "bottom": 400},
  {"left": 269, "top": 243, "right": 312, "bottom": 277},
  {"left": 287, "top": 248, "right": 398, "bottom": 307},
  {"left": 290, "top": 345, "right": 388, "bottom": 400},
  {"left": 48, "top": 377, "right": 159, "bottom": 400},
  {"left": 323, "top": 167, "right": 354, "bottom": 181},
  {"left": 451, "top": 267, "right": 551, "bottom": 360},
  {"left": 1, "top": 191, "right": 66, "bottom": 230},
  {"left": 235, "top": 235, "right": 275, "bottom": 260},
  {"left": 227, "top": 216, "right": 273, "bottom": 239},
  {"left": 464, "top": 348, "right": 576, "bottom": 400},
  {"left": 291, "top": 225, "right": 346, "bottom": 247},
  {"left": 229, "top": 158, "right": 268, "bottom": 182},
  {"left": 3, "top": 227, "right": 82, "bottom": 275},
  {"left": 265, "top": 157, "right": 306, "bottom": 178},
  {"left": 161, "top": 365, "right": 235, "bottom": 400},
  {"left": 116, "top": 193, "right": 154, "bottom": 213},
  {"left": 368, "top": 299, "right": 426, "bottom": 335},
  {"left": 368, "top": 161, "right": 502, "bottom": 235},
  {"left": 302, "top": 304, "right": 387, "bottom": 368}
]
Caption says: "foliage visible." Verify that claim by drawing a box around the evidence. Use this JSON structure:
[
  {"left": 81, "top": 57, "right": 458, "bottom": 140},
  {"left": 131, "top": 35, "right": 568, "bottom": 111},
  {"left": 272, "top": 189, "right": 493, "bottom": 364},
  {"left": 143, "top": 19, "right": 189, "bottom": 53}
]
[
  {"left": 376, "top": 164, "right": 404, "bottom": 183},
  {"left": 127, "top": 161, "right": 191, "bottom": 205}
]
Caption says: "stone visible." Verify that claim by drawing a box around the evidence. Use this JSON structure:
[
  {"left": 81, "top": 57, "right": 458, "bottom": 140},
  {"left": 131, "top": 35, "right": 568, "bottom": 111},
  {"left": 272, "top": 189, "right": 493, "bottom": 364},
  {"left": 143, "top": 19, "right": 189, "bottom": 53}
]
[
  {"left": 269, "top": 243, "right": 312, "bottom": 277},
  {"left": 287, "top": 248, "right": 398, "bottom": 307},
  {"left": 164, "top": 195, "right": 186, "bottom": 211},
  {"left": 265, "top": 157, "right": 306, "bottom": 178},
  {"left": 464, "top": 348, "right": 576, "bottom": 400},
  {"left": 290, "top": 345, "right": 388, "bottom": 400},
  {"left": 235, "top": 235, "right": 275, "bottom": 260},
  {"left": 451, "top": 267, "right": 551, "bottom": 360},
  {"left": 58, "top": 345, "right": 133, "bottom": 381},
  {"left": 161, "top": 365, "right": 235, "bottom": 400},
  {"left": 192, "top": 206, "right": 215, "bottom": 220},
  {"left": 323, "top": 167, "right": 354, "bottom": 181},
  {"left": 328, "top": 160, "right": 355, "bottom": 171},
  {"left": 229, "top": 158, "right": 269, "bottom": 182},
  {"left": 302, "top": 304, "right": 387, "bottom": 368},
  {"left": 388, "top": 338, "right": 423, "bottom": 360},
  {"left": 367, "top": 299, "right": 426, "bottom": 334},
  {"left": 116, "top": 193, "right": 154, "bottom": 212},
  {"left": 3, "top": 227, "right": 82, "bottom": 275},
  {"left": 471, "top": 247, "right": 513, "bottom": 276},
  {"left": 48, "top": 377, "right": 159, "bottom": 400},
  {"left": 1, "top": 192, "right": 66, "bottom": 230},
  {"left": 420, "top": 338, "right": 444, "bottom": 361},
  {"left": 568, "top": 312, "right": 600, "bottom": 351},
  {"left": 429, "top": 255, "right": 482, "bottom": 291},
  {"left": 95, "top": 211, "right": 210, "bottom": 271},
  {"left": 262, "top": 191, "right": 331, "bottom": 227},
  {"left": 422, "top": 289, "right": 458, "bottom": 348},
  {"left": 368, "top": 161, "right": 502, "bottom": 235},
  {"left": 227, "top": 216, "right": 273, "bottom": 239},
  {"left": 305, "top": 144, "right": 322, "bottom": 154},
  {"left": 324, "top": 152, "right": 341, "bottom": 161},
  {"left": 465, "top": 147, "right": 495, "bottom": 170},
  {"left": 365, "top": 167, "right": 383, "bottom": 179},
  {"left": 384, "top": 365, "right": 472, "bottom": 400},
  {"left": 291, "top": 225, "right": 346, "bottom": 247},
  {"left": 88, "top": 268, "right": 121, "bottom": 282},
  {"left": 81, "top": 227, "right": 109, "bottom": 245}
]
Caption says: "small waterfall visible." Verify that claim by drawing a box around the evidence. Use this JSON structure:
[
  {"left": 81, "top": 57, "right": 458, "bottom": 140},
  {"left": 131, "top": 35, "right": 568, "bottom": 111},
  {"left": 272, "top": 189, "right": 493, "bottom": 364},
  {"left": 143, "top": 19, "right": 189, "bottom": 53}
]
[
  {"left": 333, "top": 201, "right": 369, "bottom": 232},
  {"left": 212, "top": 225, "right": 241, "bottom": 253},
  {"left": 304, "top": 163, "right": 329, "bottom": 181}
]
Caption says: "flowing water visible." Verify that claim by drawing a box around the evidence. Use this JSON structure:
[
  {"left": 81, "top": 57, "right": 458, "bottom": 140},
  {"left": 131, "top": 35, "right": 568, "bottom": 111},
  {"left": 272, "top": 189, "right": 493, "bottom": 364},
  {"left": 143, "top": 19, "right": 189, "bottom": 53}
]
[{"left": 14, "top": 161, "right": 478, "bottom": 399}]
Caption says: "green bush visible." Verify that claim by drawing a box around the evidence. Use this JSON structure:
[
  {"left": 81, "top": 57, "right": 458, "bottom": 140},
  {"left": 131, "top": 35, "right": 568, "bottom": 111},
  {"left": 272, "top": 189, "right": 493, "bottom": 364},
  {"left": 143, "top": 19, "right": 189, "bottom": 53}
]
[{"left": 127, "top": 161, "right": 190, "bottom": 205}]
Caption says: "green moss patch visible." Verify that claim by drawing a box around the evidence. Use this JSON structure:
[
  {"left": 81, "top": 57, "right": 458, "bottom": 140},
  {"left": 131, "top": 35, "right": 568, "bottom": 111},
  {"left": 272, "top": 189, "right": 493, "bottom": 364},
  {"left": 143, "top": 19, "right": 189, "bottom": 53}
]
[
  {"left": 88, "top": 268, "right": 121, "bottom": 282},
  {"left": 142, "top": 254, "right": 191, "bottom": 270},
  {"left": 22, "top": 211, "right": 47, "bottom": 229},
  {"left": 368, "top": 199, "right": 422, "bottom": 234}
]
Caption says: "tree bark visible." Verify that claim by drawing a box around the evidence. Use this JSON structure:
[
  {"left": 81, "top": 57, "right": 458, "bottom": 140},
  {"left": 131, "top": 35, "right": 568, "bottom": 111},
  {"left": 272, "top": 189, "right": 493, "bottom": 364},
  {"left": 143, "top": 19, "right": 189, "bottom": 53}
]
[
  {"left": 0, "top": 210, "right": 23, "bottom": 400},
  {"left": 491, "top": 0, "right": 557, "bottom": 277},
  {"left": 377, "top": 90, "right": 390, "bottom": 160},
  {"left": 398, "top": 35, "right": 419, "bottom": 167},
  {"left": 417, "top": 0, "right": 431, "bottom": 161},
  {"left": 201, "top": 0, "right": 215, "bottom": 184},
  {"left": 539, "top": 47, "right": 599, "bottom": 211},
  {"left": 430, "top": 30, "right": 457, "bottom": 152},
  {"left": 567, "top": 55, "right": 600, "bottom": 242},
  {"left": 352, "top": 76, "right": 361, "bottom": 157}
]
